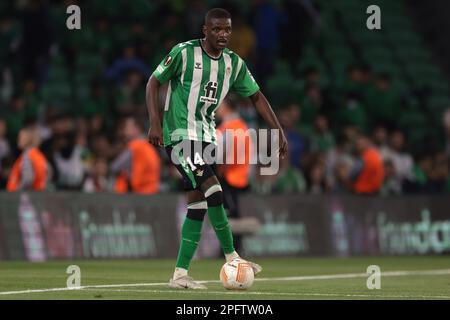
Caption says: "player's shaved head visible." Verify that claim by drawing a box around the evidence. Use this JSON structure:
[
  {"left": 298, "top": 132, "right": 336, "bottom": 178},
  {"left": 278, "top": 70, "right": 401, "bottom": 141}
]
[{"left": 205, "top": 8, "right": 231, "bottom": 24}]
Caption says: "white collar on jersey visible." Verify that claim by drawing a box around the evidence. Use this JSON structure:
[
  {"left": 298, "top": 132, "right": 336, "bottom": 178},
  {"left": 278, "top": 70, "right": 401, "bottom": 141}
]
[{"left": 199, "top": 38, "right": 223, "bottom": 60}]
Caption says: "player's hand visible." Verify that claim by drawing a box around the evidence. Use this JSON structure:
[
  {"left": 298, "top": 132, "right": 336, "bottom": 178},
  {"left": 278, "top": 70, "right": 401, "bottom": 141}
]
[
  {"left": 148, "top": 125, "right": 163, "bottom": 147},
  {"left": 278, "top": 130, "right": 288, "bottom": 159}
]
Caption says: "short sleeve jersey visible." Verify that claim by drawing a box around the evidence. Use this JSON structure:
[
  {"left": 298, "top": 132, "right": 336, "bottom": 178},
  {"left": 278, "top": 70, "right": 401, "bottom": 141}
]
[{"left": 152, "top": 39, "right": 260, "bottom": 146}]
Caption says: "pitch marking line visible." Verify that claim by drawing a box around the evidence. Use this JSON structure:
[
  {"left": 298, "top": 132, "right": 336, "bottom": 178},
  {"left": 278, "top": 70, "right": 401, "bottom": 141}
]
[
  {"left": 83, "top": 288, "right": 450, "bottom": 300},
  {"left": 1, "top": 268, "right": 450, "bottom": 296}
]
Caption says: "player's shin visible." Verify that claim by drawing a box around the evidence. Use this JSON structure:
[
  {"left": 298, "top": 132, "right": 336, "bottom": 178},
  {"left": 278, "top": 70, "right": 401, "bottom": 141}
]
[
  {"left": 174, "top": 202, "right": 207, "bottom": 276},
  {"left": 204, "top": 184, "right": 235, "bottom": 255}
]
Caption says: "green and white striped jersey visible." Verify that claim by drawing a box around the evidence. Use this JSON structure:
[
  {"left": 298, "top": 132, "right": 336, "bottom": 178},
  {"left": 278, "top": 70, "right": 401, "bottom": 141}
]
[{"left": 152, "top": 39, "right": 260, "bottom": 146}]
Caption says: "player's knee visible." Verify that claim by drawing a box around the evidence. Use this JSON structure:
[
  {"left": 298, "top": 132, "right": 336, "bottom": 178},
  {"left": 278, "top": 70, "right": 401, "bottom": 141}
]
[
  {"left": 186, "top": 201, "right": 207, "bottom": 221},
  {"left": 204, "top": 184, "right": 223, "bottom": 207}
]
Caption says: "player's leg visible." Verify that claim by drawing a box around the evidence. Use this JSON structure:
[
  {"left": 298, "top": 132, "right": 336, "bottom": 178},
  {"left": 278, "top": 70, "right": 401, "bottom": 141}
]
[
  {"left": 166, "top": 142, "right": 208, "bottom": 289},
  {"left": 175, "top": 190, "right": 206, "bottom": 272},
  {"left": 169, "top": 189, "right": 208, "bottom": 289},
  {"left": 198, "top": 175, "right": 262, "bottom": 275},
  {"left": 220, "top": 178, "right": 242, "bottom": 253},
  {"left": 199, "top": 175, "right": 235, "bottom": 258}
]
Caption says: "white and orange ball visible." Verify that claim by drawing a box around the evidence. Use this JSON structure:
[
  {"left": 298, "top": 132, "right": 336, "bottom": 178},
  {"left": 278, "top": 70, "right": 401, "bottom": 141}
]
[{"left": 220, "top": 259, "right": 255, "bottom": 290}]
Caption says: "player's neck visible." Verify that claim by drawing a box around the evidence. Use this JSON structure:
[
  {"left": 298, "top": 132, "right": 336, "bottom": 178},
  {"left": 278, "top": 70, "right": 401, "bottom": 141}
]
[{"left": 200, "top": 38, "right": 222, "bottom": 59}]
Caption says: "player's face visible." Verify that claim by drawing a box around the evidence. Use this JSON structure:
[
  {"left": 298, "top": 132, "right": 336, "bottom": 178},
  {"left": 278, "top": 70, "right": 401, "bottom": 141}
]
[{"left": 204, "top": 18, "right": 232, "bottom": 51}]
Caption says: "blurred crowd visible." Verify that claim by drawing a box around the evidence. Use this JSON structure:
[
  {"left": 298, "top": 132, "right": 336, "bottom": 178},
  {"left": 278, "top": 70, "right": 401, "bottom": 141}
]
[{"left": 0, "top": 0, "right": 449, "bottom": 195}]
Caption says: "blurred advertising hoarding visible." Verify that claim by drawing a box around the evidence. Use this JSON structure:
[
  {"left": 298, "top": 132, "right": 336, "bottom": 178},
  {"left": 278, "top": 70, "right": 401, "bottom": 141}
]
[
  {"left": 239, "top": 194, "right": 450, "bottom": 256},
  {"left": 0, "top": 192, "right": 179, "bottom": 260},
  {"left": 0, "top": 193, "right": 449, "bottom": 260}
]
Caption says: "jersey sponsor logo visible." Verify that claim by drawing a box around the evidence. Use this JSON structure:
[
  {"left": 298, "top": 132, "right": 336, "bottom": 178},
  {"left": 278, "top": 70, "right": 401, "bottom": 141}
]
[
  {"left": 200, "top": 81, "right": 218, "bottom": 104},
  {"left": 163, "top": 55, "right": 173, "bottom": 66},
  {"left": 195, "top": 62, "right": 202, "bottom": 69}
]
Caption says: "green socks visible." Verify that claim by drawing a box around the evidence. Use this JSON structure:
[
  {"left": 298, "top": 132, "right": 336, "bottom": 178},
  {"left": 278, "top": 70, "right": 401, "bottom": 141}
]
[
  {"left": 207, "top": 204, "right": 235, "bottom": 254},
  {"left": 175, "top": 204, "right": 235, "bottom": 271},
  {"left": 175, "top": 217, "right": 203, "bottom": 270}
]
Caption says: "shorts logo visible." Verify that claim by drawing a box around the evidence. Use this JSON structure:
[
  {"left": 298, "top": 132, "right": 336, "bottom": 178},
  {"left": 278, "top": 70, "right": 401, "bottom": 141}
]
[
  {"left": 163, "top": 55, "right": 172, "bottom": 66},
  {"left": 196, "top": 169, "right": 204, "bottom": 177}
]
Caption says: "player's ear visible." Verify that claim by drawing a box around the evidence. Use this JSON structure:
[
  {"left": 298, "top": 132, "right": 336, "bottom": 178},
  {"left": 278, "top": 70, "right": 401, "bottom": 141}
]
[{"left": 202, "top": 24, "right": 207, "bottom": 37}]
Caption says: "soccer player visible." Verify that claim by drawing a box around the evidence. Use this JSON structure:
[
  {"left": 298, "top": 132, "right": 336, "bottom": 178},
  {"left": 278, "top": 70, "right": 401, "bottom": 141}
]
[{"left": 146, "top": 8, "right": 288, "bottom": 289}]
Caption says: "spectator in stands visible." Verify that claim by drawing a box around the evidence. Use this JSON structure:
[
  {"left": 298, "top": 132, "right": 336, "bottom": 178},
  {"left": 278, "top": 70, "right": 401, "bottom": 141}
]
[
  {"left": 22, "top": 79, "right": 40, "bottom": 121},
  {"left": 82, "top": 157, "right": 109, "bottom": 193},
  {"left": 309, "top": 114, "right": 335, "bottom": 153},
  {"left": 7, "top": 125, "right": 48, "bottom": 191},
  {"left": 89, "top": 134, "right": 113, "bottom": 160},
  {"left": 111, "top": 116, "right": 160, "bottom": 194},
  {"left": 308, "top": 161, "right": 328, "bottom": 194},
  {"left": 5, "top": 94, "right": 26, "bottom": 144},
  {"left": 339, "top": 65, "right": 366, "bottom": 101},
  {"left": 381, "top": 130, "right": 414, "bottom": 184},
  {"left": 104, "top": 45, "right": 151, "bottom": 84},
  {"left": 352, "top": 134, "right": 384, "bottom": 194},
  {"left": 279, "top": 104, "right": 306, "bottom": 168},
  {"left": 326, "top": 134, "right": 353, "bottom": 192},
  {"left": 82, "top": 82, "right": 109, "bottom": 120},
  {"left": 366, "top": 73, "right": 400, "bottom": 128},
  {"left": 46, "top": 115, "right": 90, "bottom": 190},
  {"left": 114, "top": 69, "right": 146, "bottom": 116},
  {"left": 335, "top": 92, "right": 368, "bottom": 133},
  {"left": 300, "top": 83, "right": 323, "bottom": 130},
  {"left": 427, "top": 152, "right": 449, "bottom": 193},
  {"left": 331, "top": 158, "right": 352, "bottom": 194},
  {"left": 371, "top": 125, "right": 389, "bottom": 155},
  {"left": 407, "top": 153, "right": 433, "bottom": 193},
  {"left": 381, "top": 159, "right": 403, "bottom": 195},
  {"left": 272, "top": 154, "right": 306, "bottom": 193},
  {"left": 251, "top": 163, "right": 277, "bottom": 194}
]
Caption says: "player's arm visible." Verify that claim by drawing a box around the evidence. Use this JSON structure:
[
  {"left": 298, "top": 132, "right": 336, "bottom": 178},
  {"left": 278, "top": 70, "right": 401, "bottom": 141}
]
[
  {"left": 146, "top": 45, "right": 182, "bottom": 147},
  {"left": 146, "top": 75, "right": 163, "bottom": 146},
  {"left": 250, "top": 90, "right": 288, "bottom": 159}
]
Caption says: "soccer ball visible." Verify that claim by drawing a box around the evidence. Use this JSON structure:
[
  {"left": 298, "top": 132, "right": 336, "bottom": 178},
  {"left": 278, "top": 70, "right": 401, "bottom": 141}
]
[{"left": 220, "top": 259, "right": 255, "bottom": 290}]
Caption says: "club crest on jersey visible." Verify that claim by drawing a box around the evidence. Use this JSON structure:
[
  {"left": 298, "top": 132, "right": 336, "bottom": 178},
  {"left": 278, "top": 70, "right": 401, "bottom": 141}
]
[
  {"left": 200, "top": 81, "right": 218, "bottom": 104},
  {"left": 163, "top": 55, "right": 172, "bottom": 66}
]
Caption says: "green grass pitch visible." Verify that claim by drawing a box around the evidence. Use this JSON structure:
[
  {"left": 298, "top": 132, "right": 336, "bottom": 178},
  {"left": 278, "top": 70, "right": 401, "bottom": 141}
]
[{"left": 0, "top": 257, "right": 449, "bottom": 300}]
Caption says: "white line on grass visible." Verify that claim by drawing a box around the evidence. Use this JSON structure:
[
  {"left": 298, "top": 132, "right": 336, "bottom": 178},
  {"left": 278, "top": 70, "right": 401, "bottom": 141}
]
[
  {"left": 1, "top": 268, "right": 450, "bottom": 296},
  {"left": 82, "top": 288, "right": 450, "bottom": 300}
]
